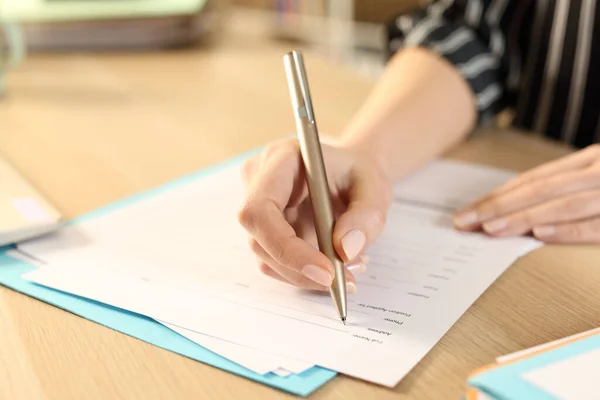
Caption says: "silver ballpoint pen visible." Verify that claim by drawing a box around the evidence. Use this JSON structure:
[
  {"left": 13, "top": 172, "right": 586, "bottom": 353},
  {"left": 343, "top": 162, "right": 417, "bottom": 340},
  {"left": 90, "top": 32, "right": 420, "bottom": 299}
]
[{"left": 283, "top": 50, "right": 348, "bottom": 324}]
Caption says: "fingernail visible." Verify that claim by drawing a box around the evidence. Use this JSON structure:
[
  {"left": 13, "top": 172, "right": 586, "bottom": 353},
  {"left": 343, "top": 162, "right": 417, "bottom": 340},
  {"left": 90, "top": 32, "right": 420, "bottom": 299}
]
[
  {"left": 346, "top": 281, "right": 357, "bottom": 294},
  {"left": 341, "top": 230, "right": 366, "bottom": 260},
  {"left": 347, "top": 263, "right": 367, "bottom": 274},
  {"left": 454, "top": 211, "right": 478, "bottom": 227},
  {"left": 302, "top": 264, "right": 333, "bottom": 286},
  {"left": 533, "top": 225, "right": 555, "bottom": 238},
  {"left": 483, "top": 218, "right": 508, "bottom": 233}
]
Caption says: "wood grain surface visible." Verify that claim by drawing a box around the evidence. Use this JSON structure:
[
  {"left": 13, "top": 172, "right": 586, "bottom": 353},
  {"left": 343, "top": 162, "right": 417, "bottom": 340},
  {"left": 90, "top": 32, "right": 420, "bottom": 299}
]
[{"left": 1, "top": 10, "right": 598, "bottom": 400}]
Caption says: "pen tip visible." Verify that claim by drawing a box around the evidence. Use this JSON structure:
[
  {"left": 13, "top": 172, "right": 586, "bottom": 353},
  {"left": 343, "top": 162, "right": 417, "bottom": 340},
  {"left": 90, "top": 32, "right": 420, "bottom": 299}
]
[{"left": 341, "top": 317, "right": 346, "bottom": 325}]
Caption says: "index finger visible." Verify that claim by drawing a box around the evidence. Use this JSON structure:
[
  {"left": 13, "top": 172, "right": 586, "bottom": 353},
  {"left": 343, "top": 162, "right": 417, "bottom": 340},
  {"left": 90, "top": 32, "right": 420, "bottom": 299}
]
[{"left": 238, "top": 143, "right": 336, "bottom": 286}]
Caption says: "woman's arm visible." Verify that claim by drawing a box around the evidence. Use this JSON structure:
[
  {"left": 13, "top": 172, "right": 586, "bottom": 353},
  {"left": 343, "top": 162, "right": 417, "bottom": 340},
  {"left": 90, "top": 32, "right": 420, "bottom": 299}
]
[
  {"left": 339, "top": 0, "right": 514, "bottom": 181},
  {"left": 338, "top": 47, "right": 477, "bottom": 181},
  {"left": 237, "top": 1, "right": 519, "bottom": 289}
]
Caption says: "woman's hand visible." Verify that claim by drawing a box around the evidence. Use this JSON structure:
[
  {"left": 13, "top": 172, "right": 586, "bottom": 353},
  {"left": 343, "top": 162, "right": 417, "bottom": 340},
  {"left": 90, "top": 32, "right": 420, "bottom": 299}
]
[
  {"left": 238, "top": 138, "right": 392, "bottom": 292},
  {"left": 453, "top": 145, "right": 600, "bottom": 243}
]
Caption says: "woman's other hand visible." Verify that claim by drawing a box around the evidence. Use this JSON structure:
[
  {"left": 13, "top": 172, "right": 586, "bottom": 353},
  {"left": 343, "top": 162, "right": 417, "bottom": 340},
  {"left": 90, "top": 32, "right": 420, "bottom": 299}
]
[{"left": 454, "top": 145, "right": 600, "bottom": 243}]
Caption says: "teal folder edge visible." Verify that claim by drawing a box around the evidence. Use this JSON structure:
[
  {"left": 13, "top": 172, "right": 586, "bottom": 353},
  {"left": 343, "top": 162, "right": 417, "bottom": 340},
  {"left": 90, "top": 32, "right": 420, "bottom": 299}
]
[
  {"left": 467, "top": 332, "right": 600, "bottom": 400},
  {"left": 0, "top": 147, "right": 338, "bottom": 397}
]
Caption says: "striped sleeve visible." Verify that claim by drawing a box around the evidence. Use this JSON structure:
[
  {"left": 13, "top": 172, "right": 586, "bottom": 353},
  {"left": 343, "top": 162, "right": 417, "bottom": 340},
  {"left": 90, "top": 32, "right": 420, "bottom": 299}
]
[{"left": 385, "top": 0, "right": 514, "bottom": 124}]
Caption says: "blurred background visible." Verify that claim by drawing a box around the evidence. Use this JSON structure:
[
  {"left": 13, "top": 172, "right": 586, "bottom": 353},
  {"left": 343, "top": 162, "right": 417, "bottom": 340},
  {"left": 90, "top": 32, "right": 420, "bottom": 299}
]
[
  {"left": 0, "top": 0, "right": 422, "bottom": 84},
  {"left": 0, "top": 0, "right": 426, "bottom": 213},
  {"left": 224, "top": 0, "right": 420, "bottom": 79}
]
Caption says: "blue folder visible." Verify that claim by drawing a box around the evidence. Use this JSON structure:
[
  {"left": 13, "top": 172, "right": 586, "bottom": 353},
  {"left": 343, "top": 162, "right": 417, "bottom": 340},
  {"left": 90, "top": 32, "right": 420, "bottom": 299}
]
[
  {"left": 0, "top": 150, "right": 338, "bottom": 396},
  {"left": 467, "top": 332, "right": 600, "bottom": 399}
]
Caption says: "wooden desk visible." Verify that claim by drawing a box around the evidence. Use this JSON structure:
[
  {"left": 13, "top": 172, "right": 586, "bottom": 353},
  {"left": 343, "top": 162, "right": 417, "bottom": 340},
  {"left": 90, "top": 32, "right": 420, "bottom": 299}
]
[{"left": 1, "top": 15, "right": 599, "bottom": 400}]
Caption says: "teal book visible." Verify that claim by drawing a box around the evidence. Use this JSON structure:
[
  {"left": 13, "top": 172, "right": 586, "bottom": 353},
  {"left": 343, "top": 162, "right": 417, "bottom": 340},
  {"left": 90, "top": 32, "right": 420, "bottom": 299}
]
[{"left": 465, "top": 328, "right": 600, "bottom": 400}]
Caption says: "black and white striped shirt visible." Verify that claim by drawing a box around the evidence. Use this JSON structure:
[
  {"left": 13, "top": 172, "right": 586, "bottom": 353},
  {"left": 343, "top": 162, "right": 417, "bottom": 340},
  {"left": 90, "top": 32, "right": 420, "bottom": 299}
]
[{"left": 386, "top": 0, "right": 600, "bottom": 148}]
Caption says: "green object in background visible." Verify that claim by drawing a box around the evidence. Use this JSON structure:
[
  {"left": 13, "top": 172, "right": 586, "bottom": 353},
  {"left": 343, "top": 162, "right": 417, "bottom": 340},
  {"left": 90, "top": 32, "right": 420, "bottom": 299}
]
[
  {"left": 0, "top": 21, "right": 25, "bottom": 96},
  {"left": 0, "top": 0, "right": 207, "bottom": 23}
]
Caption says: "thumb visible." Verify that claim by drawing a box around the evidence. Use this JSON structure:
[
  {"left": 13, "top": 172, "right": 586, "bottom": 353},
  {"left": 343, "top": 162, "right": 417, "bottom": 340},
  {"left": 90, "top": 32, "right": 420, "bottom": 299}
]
[{"left": 333, "top": 168, "right": 392, "bottom": 262}]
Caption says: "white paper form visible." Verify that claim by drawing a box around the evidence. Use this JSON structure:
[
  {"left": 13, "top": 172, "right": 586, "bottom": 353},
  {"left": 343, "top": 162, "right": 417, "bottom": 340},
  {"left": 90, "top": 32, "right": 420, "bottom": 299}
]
[
  {"left": 20, "top": 159, "right": 542, "bottom": 387},
  {"left": 22, "top": 220, "right": 539, "bottom": 386},
  {"left": 6, "top": 249, "right": 311, "bottom": 377},
  {"left": 159, "top": 322, "right": 310, "bottom": 376},
  {"left": 392, "top": 159, "right": 515, "bottom": 211},
  {"left": 271, "top": 368, "right": 293, "bottom": 377}
]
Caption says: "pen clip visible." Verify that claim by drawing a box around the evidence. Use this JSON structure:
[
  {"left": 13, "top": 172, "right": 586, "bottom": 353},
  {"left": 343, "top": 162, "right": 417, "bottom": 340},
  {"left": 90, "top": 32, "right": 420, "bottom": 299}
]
[{"left": 289, "top": 51, "right": 316, "bottom": 124}]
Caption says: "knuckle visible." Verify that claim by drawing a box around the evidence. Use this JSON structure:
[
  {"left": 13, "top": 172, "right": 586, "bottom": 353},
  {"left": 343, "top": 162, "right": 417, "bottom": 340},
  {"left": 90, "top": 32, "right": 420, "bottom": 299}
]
[
  {"left": 237, "top": 201, "right": 258, "bottom": 228},
  {"left": 520, "top": 211, "right": 537, "bottom": 228},
  {"left": 529, "top": 181, "right": 553, "bottom": 198},
  {"left": 248, "top": 238, "right": 262, "bottom": 254},
  {"left": 480, "top": 199, "right": 505, "bottom": 218},
  {"left": 263, "top": 138, "right": 298, "bottom": 159},
  {"left": 273, "top": 238, "right": 296, "bottom": 268},
  {"left": 561, "top": 195, "right": 584, "bottom": 215},
  {"left": 258, "top": 262, "right": 271, "bottom": 275},
  {"left": 363, "top": 203, "right": 388, "bottom": 231},
  {"left": 262, "top": 143, "right": 279, "bottom": 159},
  {"left": 564, "top": 224, "right": 584, "bottom": 240},
  {"left": 279, "top": 137, "right": 300, "bottom": 152}
]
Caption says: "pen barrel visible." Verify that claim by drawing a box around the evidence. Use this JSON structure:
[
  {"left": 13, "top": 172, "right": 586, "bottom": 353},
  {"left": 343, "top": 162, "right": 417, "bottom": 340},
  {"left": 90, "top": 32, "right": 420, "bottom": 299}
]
[
  {"left": 283, "top": 51, "right": 347, "bottom": 320},
  {"left": 298, "top": 122, "right": 347, "bottom": 312}
]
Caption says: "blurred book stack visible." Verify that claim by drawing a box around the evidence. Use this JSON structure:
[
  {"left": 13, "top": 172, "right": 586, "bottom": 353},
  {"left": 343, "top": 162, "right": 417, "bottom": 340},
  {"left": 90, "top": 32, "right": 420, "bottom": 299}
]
[
  {"left": 262, "top": 0, "right": 385, "bottom": 80},
  {"left": 0, "top": 0, "right": 216, "bottom": 51}
]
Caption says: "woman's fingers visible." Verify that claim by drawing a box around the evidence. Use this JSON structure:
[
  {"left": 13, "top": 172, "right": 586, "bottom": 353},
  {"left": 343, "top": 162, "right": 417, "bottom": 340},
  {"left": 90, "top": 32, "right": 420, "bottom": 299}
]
[
  {"left": 477, "top": 189, "right": 600, "bottom": 237},
  {"left": 249, "top": 237, "right": 361, "bottom": 292},
  {"left": 489, "top": 144, "right": 600, "bottom": 195},
  {"left": 259, "top": 262, "right": 361, "bottom": 293},
  {"left": 258, "top": 258, "right": 330, "bottom": 291},
  {"left": 239, "top": 142, "right": 337, "bottom": 286},
  {"left": 454, "top": 146, "right": 600, "bottom": 230},
  {"left": 249, "top": 238, "right": 360, "bottom": 293},
  {"left": 333, "top": 164, "right": 392, "bottom": 262},
  {"left": 454, "top": 169, "right": 600, "bottom": 230},
  {"left": 240, "top": 140, "right": 388, "bottom": 289},
  {"left": 256, "top": 259, "right": 294, "bottom": 285},
  {"left": 533, "top": 216, "right": 600, "bottom": 243}
]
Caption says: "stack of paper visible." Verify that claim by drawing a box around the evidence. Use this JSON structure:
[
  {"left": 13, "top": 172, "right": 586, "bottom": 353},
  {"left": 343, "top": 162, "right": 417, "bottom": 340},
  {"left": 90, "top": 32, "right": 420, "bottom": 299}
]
[
  {"left": 12, "top": 157, "right": 542, "bottom": 389},
  {"left": 466, "top": 327, "right": 600, "bottom": 399}
]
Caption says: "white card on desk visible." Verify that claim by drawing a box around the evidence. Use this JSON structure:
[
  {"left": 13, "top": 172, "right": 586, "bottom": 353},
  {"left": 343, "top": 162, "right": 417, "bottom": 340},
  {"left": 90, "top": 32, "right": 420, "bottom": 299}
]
[
  {"left": 20, "top": 158, "right": 541, "bottom": 387},
  {"left": 521, "top": 348, "right": 600, "bottom": 399},
  {"left": 0, "top": 157, "right": 62, "bottom": 246}
]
